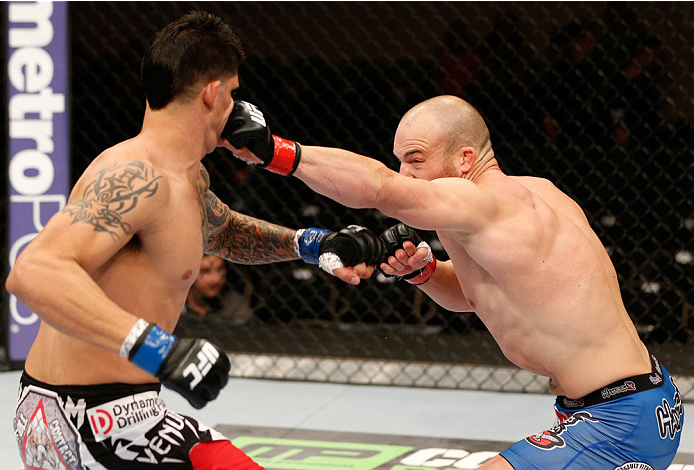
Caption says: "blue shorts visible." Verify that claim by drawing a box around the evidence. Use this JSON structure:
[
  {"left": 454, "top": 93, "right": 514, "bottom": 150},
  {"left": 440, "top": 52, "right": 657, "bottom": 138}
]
[{"left": 500, "top": 356, "right": 683, "bottom": 470}]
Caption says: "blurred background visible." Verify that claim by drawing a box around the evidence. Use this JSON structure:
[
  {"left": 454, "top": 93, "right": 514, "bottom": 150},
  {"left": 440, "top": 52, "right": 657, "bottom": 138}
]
[{"left": 3, "top": 2, "right": 693, "bottom": 398}]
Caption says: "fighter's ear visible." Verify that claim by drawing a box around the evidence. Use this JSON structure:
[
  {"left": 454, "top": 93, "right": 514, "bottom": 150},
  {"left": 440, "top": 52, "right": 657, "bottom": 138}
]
[
  {"left": 460, "top": 146, "right": 477, "bottom": 173},
  {"left": 202, "top": 80, "right": 222, "bottom": 109}
]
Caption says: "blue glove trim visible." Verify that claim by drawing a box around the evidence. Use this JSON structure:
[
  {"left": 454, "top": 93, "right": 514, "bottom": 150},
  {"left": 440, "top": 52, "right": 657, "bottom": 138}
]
[
  {"left": 130, "top": 325, "right": 177, "bottom": 376},
  {"left": 299, "top": 227, "right": 330, "bottom": 265}
]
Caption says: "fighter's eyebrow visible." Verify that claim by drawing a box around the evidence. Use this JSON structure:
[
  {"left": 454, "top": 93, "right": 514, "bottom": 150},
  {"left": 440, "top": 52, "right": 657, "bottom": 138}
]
[{"left": 399, "top": 149, "right": 422, "bottom": 161}]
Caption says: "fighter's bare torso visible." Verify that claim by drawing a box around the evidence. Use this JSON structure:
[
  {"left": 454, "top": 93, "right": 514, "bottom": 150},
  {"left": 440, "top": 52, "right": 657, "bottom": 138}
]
[
  {"left": 25, "top": 138, "right": 208, "bottom": 385},
  {"left": 437, "top": 172, "right": 651, "bottom": 398}
]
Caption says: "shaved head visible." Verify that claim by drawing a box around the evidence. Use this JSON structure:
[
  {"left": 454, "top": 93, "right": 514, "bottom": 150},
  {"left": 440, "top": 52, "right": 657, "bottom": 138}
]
[{"left": 400, "top": 96, "right": 492, "bottom": 158}]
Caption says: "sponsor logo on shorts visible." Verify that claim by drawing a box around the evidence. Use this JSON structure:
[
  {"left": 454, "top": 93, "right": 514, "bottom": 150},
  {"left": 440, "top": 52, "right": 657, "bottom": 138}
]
[
  {"left": 561, "top": 398, "right": 584, "bottom": 409},
  {"left": 655, "top": 379, "right": 683, "bottom": 440},
  {"left": 614, "top": 463, "right": 654, "bottom": 470},
  {"left": 652, "top": 356, "right": 662, "bottom": 375},
  {"left": 87, "top": 391, "right": 165, "bottom": 442},
  {"left": 614, "top": 462, "right": 653, "bottom": 470},
  {"left": 601, "top": 381, "right": 636, "bottom": 399},
  {"left": 526, "top": 411, "right": 598, "bottom": 450},
  {"left": 649, "top": 374, "right": 662, "bottom": 385},
  {"left": 107, "top": 411, "right": 213, "bottom": 464}
]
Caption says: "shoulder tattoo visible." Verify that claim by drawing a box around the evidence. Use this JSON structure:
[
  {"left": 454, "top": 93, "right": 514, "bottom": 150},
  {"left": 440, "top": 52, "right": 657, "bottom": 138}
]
[{"left": 61, "top": 161, "right": 161, "bottom": 239}]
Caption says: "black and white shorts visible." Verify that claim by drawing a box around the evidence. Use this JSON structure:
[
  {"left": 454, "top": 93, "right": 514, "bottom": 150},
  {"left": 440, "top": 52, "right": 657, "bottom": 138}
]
[{"left": 14, "top": 371, "right": 229, "bottom": 469}]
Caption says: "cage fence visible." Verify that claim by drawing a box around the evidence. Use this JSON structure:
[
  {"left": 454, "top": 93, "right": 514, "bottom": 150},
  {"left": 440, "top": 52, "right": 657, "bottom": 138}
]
[{"left": 54, "top": 1, "right": 694, "bottom": 399}]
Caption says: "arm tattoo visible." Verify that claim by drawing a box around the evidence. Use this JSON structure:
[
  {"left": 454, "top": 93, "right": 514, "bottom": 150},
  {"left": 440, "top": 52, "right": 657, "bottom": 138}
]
[
  {"left": 205, "top": 191, "right": 297, "bottom": 264},
  {"left": 197, "top": 166, "right": 211, "bottom": 247},
  {"left": 61, "top": 161, "right": 161, "bottom": 239}
]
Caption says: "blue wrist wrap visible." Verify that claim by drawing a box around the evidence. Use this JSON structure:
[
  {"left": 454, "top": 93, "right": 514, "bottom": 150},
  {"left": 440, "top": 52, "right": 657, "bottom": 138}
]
[
  {"left": 299, "top": 228, "right": 330, "bottom": 264},
  {"left": 130, "top": 325, "right": 177, "bottom": 376}
]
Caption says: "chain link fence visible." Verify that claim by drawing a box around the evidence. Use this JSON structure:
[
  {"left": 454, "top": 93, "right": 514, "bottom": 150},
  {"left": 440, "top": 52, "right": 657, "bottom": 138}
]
[{"left": 31, "top": 1, "right": 694, "bottom": 398}]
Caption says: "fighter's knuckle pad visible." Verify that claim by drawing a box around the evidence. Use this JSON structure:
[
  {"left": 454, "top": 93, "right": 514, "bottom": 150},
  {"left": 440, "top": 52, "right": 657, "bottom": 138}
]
[
  {"left": 381, "top": 223, "right": 419, "bottom": 257},
  {"left": 354, "top": 228, "right": 385, "bottom": 266},
  {"left": 320, "top": 227, "right": 383, "bottom": 267},
  {"left": 319, "top": 233, "right": 354, "bottom": 266},
  {"left": 224, "top": 101, "right": 275, "bottom": 164}
]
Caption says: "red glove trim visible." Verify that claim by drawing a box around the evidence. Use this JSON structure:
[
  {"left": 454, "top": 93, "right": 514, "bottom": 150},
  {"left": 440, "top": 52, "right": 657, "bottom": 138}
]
[
  {"left": 267, "top": 135, "right": 300, "bottom": 176},
  {"left": 406, "top": 257, "right": 437, "bottom": 285}
]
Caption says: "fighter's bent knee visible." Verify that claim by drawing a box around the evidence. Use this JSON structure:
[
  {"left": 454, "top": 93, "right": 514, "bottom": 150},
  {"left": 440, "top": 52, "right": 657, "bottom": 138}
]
[{"left": 190, "top": 440, "right": 263, "bottom": 469}]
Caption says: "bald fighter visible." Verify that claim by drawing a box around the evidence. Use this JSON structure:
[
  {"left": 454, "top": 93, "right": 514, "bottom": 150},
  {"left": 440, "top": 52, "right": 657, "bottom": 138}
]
[
  {"left": 223, "top": 96, "right": 683, "bottom": 469},
  {"left": 6, "top": 11, "right": 382, "bottom": 470}
]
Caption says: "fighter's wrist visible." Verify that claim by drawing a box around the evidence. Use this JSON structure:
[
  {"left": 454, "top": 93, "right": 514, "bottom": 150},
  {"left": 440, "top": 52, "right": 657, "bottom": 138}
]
[
  {"left": 264, "top": 136, "right": 301, "bottom": 176},
  {"left": 120, "top": 318, "right": 149, "bottom": 358},
  {"left": 405, "top": 257, "right": 437, "bottom": 285},
  {"left": 295, "top": 227, "right": 330, "bottom": 265},
  {"left": 122, "top": 319, "right": 177, "bottom": 376}
]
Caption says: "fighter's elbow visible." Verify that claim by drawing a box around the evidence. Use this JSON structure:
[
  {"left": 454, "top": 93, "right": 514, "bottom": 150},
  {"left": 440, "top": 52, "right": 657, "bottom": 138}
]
[
  {"left": 451, "top": 305, "right": 475, "bottom": 313},
  {"left": 435, "top": 297, "right": 474, "bottom": 313},
  {"left": 5, "top": 269, "right": 17, "bottom": 296},
  {"left": 6, "top": 248, "right": 48, "bottom": 298},
  {"left": 6, "top": 258, "right": 29, "bottom": 298}
]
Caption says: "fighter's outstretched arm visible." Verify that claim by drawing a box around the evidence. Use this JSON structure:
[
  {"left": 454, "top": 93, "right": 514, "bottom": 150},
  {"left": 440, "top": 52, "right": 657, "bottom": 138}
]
[
  {"left": 221, "top": 101, "right": 499, "bottom": 234},
  {"left": 224, "top": 144, "right": 480, "bottom": 309},
  {"left": 267, "top": 144, "right": 499, "bottom": 235},
  {"left": 203, "top": 187, "right": 299, "bottom": 265},
  {"left": 201, "top": 168, "right": 383, "bottom": 284},
  {"left": 220, "top": 103, "right": 494, "bottom": 311}
]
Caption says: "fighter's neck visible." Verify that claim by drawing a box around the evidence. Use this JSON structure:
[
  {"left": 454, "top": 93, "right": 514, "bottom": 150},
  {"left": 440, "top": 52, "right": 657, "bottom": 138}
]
[
  {"left": 139, "top": 108, "right": 209, "bottom": 169},
  {"left": 465, "top": 152, "right": 500, "bottom": 182}
]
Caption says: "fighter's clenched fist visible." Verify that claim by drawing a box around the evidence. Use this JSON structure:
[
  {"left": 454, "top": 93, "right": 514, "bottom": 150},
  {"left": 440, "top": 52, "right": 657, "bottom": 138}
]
[
  {"left": 122, "top": 319, "right": 230, "bottom": 409},
  {"left": 380, "top": 223, "right": 436, "bottom": 285},
  {"left": 222, "top": 101, "right": 301, "bottom": 176},
  {"left": 296, "top": 225, "right": 385, "bottom": 285}
]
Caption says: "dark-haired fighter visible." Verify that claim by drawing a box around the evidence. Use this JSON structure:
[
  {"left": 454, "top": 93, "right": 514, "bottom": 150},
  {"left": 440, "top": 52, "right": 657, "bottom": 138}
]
[
  {"left": 7, "top": 12, "right": 382, "bottom": 469},
  {"left": 223, "top": 96, "right": 683, "bottom": 469}
]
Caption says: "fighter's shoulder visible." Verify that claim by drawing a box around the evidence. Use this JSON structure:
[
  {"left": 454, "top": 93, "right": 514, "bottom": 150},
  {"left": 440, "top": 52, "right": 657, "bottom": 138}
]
[
  {"left": 511, "top": 175, "right": 587, "bottom": 222},
  {"left": 509, "top": 175, "right": 557, "bottom": 192},
  {"left": 506, "top": 176, "right": 564, "bottom": 205},
  {"left": 70, "top": 150, "right": 171, "bottom": 207}
]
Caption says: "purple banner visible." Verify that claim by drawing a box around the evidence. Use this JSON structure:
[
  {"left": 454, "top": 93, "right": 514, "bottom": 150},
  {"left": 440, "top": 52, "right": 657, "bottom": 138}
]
[{"left": 7, "top": 2, "right": 69, "bottom": 361}]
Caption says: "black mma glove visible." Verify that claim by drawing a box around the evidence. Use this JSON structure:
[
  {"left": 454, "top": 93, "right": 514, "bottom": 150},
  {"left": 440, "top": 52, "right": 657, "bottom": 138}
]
[
  {"left": 222, "top": 101, "right": 301, "bottom": 176},
  {"left": 121, "top": 320, "right": 230, "bottom": 409},
  {"left": 295, "top": 225, "right": 385, "bottom": 275},
  {"left": 380, "top": 223, "right": 437, "bottom": 285}
]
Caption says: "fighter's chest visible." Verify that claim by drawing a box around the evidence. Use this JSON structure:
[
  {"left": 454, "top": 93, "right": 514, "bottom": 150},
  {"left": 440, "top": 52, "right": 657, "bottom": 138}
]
[
  {"left": 147, "top": 189, "right": 207, "bottom": 278},
  {"left": 437, "top": 232, "right": 493, "bottom": 303},
  {"left": 172, "top": 181, "right": 208, "bottom": 245}
]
